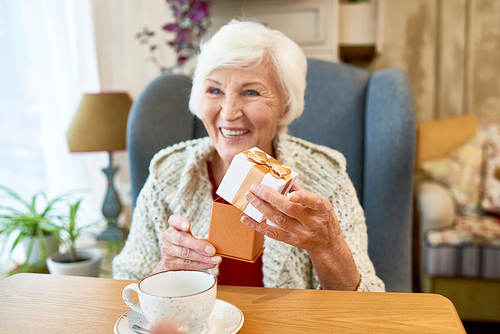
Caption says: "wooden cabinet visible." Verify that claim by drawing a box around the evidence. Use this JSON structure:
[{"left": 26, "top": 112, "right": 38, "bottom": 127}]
[{"left": 210, "top": 0, "right": 340, "bottom": 62}]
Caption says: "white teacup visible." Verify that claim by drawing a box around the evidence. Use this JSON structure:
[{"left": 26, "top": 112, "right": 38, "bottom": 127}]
[{"left": 122, "top": 270, "right": 217, "bottom": 333}]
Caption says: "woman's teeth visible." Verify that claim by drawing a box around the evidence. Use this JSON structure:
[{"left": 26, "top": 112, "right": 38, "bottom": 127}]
[{"left": 220, "top": 128, "right": 249, "bottom": 138}]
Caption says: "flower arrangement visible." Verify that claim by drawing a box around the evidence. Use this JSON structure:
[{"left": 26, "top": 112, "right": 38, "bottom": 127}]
[{"left": 136, "top": 0, "right": 212, "bottom": 73}]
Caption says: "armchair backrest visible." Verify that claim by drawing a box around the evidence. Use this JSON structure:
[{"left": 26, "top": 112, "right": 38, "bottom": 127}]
[{"left": 127, "top": 59, "right": 416, "bottom": 292}]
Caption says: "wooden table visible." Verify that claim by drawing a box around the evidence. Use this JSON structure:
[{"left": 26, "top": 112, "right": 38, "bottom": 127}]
[{"left": 0, "top": 273, "right": 465, "bottom": 333}]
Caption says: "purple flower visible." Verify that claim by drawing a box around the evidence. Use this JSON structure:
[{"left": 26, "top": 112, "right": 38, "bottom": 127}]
[
  {"left": 169, "top": 41, "right": 180, "bottom": 52},
  {"left": 178, "top": 28, "right": 190, "bottom": 42},
  {"left": 139, "top": 0, "right": 212, "bottom": 73},
  {"left": 162, "top": 23, "right": 179, "bottom": 31},
  {"left": 190, "top": 2, "right": 209, "bottom": 22}
]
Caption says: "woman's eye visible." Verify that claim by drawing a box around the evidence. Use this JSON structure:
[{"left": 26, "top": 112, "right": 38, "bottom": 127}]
[
  {"left": 209, "top": 88, "right": 222, "bottom": 94},
  {"left": 244, "top": 90, "right": 260, "bottom": 96}
]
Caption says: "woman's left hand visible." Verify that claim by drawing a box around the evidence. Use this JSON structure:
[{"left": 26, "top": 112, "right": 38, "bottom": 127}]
[
  {"left": 241, "top": 183, "right": 339, "bottom": 253},
  {"left": 241, "top": 182, "right": 361, "bottom": 290}
]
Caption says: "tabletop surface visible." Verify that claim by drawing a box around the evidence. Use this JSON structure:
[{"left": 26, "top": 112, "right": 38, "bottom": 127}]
[{"left": 0, "top": 273, "right": 466, "bottom": 334}]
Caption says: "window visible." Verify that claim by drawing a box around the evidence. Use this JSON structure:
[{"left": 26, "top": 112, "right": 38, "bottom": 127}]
[{"left": 0, "top": 0, "right": 103, "bottom": 271}]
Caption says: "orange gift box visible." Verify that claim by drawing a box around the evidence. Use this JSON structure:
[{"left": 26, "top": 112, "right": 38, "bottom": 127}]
[{"left": 208, "top": 197, "right": 265, "bottom": 263}]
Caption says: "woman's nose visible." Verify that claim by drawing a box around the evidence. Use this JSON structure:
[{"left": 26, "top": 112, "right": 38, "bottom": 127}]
[{"left": 220, "top": 94, "right": 243, "bottom": 121}]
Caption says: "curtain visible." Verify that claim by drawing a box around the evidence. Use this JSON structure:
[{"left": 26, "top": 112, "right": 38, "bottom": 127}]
[{"left": 0, "top": 0, "right": 103, "bottom": 269}]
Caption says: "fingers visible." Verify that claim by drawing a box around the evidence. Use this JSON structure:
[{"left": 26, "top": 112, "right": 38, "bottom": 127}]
[
  {"left": 168, "top": 215, "right": 214, "bottom": 254},
  {"left": 168, "top": 214, "right": 192, "bottom": 233},
  {"left": 241, "top": 215, "right": 290, "bottom": 242},
  {"left": 160, "top": 215, "right": 221, "bottom": 271},
  {"left": 245, "top": 186, "right": 297, "bottom": 230},
  {"left": 247, "top": 183, "right": 331, "bottom": 222},
  {"left": 242, "top": 183, "right": 340, "bottom": 252},
  {"left": 162, "top": 242, "right": 221, "bottom": 266},
  {"left": 287, "top": 183, "right": 330, "bottom": 212},
  {"left": 249, "top": 184, "right": 303, "bottom": 216}
]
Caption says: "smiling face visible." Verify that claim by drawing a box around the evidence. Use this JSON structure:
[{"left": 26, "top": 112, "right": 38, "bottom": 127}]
[{"left": 200, "top": 61, "right": 284, "bottom": 172}]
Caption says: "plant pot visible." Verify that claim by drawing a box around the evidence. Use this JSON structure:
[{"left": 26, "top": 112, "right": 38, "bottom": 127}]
[
  {"left": 22, "top": 234, "right": 59, "bottom": 266},
  {"left": 46, "top": 249, "right": 102, "bottom": 277}
]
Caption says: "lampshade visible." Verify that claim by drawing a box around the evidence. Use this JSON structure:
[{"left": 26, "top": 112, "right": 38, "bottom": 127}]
[{"left": 66, "top": 92, "right": 133, "bottom": 152}]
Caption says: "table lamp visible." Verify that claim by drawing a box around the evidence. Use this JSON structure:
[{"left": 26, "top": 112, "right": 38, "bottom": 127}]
[{"left": 66, "top": 92, "right": 133, "bottom": 240}]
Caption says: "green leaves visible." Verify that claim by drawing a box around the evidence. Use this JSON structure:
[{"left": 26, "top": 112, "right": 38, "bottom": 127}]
[
  {"left": 54, "top": 198, "right": 101, "bottom": 263},
  {"left": 0, "top": 185, "right": 89, "bottom": 271}
]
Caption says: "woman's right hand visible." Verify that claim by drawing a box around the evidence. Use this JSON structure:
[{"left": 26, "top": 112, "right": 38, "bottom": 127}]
[{"left": 153, "top": 215, "right": 221, "bottom": 273}]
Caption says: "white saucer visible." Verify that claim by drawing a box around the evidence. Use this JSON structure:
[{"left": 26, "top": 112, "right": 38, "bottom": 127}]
[{"left": 114, "top": 299, "right": 244, "bottom": 334}]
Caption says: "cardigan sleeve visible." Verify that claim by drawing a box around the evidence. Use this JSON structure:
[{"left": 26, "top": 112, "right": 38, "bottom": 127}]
[
  {"left": 112, "top": 176, "right": 171, "bottom": 280},
  {"left": 332, "top": 173, "right": 385, "bottom": 292}
]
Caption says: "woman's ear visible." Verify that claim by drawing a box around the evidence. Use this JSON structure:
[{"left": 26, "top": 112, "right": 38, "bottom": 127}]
[
  {"left": 280, "top": 104, "right": 289, "bottom": 119},
  {"left": 277, "top": 104, "right": 290, "bottom": 130}
]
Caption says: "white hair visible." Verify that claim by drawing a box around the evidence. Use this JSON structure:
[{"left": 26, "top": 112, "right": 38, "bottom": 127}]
[{"left": 189, "top": 19, "right": 307, "bottom": 133}]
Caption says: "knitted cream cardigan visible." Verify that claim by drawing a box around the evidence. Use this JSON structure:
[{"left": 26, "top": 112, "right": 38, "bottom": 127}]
[{"left": 113, "top": 134, "right": 385, "bottom": 292}]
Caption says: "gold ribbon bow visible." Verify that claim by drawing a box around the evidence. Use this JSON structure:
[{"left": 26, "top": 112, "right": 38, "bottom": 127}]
[
  {"left": 231, "top": 150, "right": 293, "bottom": 217},
  {"left": 243, "top": 150, "right": 292, "bottom": 180}
]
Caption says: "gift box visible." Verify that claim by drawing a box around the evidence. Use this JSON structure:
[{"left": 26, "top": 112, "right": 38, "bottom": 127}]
[
  {"left": 216, "top": 147, "right": 298, "bottom": 223},
  {"left": 208, "top": 197, "right": 265, "bottom": 263}
]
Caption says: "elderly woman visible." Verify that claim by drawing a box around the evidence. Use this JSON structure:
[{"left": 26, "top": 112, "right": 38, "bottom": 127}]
[{"left": 113, "top": 20, "right": 385, "bottom": 292}]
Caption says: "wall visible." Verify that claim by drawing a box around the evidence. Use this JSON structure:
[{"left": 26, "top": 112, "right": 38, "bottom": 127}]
[
  {"left": 467, "top": 0, "right": 500, "bottom": 121},
  {"left": 368, "top": 0, "right": 438, "bottom": 121},
  {"left": 91, "top": 0, "right": 175, "bottom": 99},
  {"left": 90, "top": 0, "right": 178, "bottom": 208},
  {"left": 369, "top": 0, "right": 500, "bottom": 122}
]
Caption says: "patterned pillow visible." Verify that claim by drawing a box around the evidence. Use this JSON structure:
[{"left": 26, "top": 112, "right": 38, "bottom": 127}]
[
  {"left": 426, "top": 214, "right": 500, "bottom": 247},
  {"left": 481, "top": 124, "right": 500, "bottom": 214},
  {"left": 421, "top": 136, "right": 483, "bottom": 213}
]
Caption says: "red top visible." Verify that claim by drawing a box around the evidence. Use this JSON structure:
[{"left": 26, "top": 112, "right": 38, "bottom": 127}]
[{"left": 207, "top": 161, "right": 264, "bottom": 287}]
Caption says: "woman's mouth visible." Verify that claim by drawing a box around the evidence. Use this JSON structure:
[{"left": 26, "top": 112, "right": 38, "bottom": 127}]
[{"left": 220, "top": 128, "right": 250, "bottom": 139}]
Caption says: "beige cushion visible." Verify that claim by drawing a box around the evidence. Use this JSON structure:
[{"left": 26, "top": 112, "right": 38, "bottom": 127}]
[
  {"left": 417, "top": 180, "right": 456, "bottom": 232},
  {"left": 416, "top": 115, "right": 478, "bottom": 169},
  {"left": 421, "top": 137, "right": 483, "bottom": 212}
]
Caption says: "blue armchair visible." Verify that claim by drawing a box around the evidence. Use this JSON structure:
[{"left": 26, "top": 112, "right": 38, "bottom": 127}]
[{"left": 127, "top": 59, "right": 416, "bottom": 292}]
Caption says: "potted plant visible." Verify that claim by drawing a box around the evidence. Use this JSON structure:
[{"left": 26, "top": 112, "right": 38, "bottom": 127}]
[
  {"left": 46, "top": 199, "right": 103, "bottom": 277},
  {"left": 0, "top": 185, "right": 67, "bottom": 273}
]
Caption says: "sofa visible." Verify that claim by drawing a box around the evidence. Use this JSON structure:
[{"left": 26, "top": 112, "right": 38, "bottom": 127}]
[{"left": 415, "top": 114, "right": 500, "bottom": 322}]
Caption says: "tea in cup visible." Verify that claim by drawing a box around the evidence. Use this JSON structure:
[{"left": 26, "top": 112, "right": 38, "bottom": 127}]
[{"left": 122, "top": 270, "right": 217, "bottom": 333}]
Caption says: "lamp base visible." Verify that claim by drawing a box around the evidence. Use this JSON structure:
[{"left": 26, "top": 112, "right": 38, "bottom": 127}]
[
  {"left": 97, "top": 152, "right": 124, "bottom": 241},
  {"left": 96, "top": 222, "right": 124, "bottom": 241}
]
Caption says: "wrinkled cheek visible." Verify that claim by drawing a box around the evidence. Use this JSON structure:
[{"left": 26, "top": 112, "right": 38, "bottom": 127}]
[
  {"left": 200, "top": 98, "right": 220, "bottom": 121},
  {"left": 200, "top": 110, "right": 218, "bottom": 134}
]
